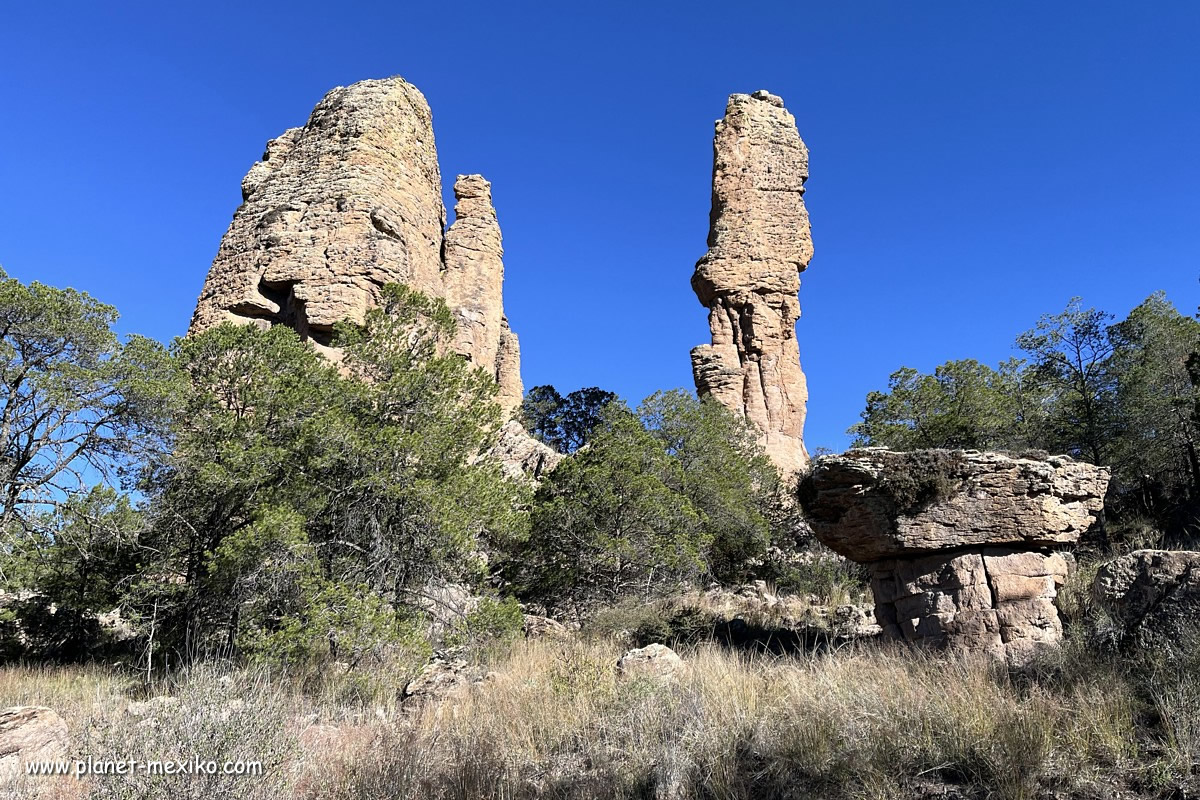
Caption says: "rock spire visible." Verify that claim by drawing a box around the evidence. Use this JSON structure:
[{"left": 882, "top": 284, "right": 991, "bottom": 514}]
[
  {"left": 189, "top": 77, "right": 523, "bottom": 415},
  {"left": 691, "top": 90, "right": 812, "bottom": 476}
]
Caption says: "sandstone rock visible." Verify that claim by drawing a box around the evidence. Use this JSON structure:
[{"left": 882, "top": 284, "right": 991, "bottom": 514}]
[
  {"left": 802, "top": 448, "right": 1108, "bottom": 663},
  {"left": 691, "top": 90, "right": 812, "bottom": 475},
  {"left": 190, "top": 76, "right": 525, "bottom": 416},
  {"left": 487, "top": 420, "right": 564, "bottom": 483},
  {"left": 803, "top": 449, "right": 1110, "bottom": 562},
  {"left": 442, "top": 175, "right": 523, "bottom": 416},
  {"left": 522, "top": 614, "right": 571, "bottom": 640},
  {"left": 831, "top": 604, "right": 882, "bottom": 639},
  {"left": 415, "top": 579, "right": 479, "bottom": 639},
  {"left": 871, "top": 548, "right": 1071, "bottom": 663},
  {"left": 0, "top": 707, "right": 67, "bottom": 779},
  {"left": 615, "top": 643, "right": 684, "bottom": 682},
  {"left": 1093, "top": 549, "right": 1200, "bottom": 647}
]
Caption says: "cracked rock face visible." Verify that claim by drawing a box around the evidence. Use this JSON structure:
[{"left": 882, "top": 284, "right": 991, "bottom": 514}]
[
  {"left": 690, "top": 90, "right": 812, "bottom": 476},
  {"left": 872, "top": 548, "right": 1073, "bottom": 663},
  {"left": 189, "top": 77, "right": 523, "bottom": 416},
  {"left": 801, "top": 449, "right": 1110, "bottom": 663},
  {"left": 803, "top": 449, "right": 1110, "bottom": 562},
  {"left": 0, "top": 706, "right": 68, "bottom": 779},
  {"left": 1093, "top": 549, "right": 1200, "bottom": 648}
]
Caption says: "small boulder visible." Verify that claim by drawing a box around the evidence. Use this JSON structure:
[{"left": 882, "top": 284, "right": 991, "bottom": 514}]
[
  {"left": 1093, "top": 549, "right": 1200, "bottom": 648},
  {"left": 615, "top": 644, "right": 684, "bottom": 683},
  {"left": 402, "top": 650, "right": 486, "bottom": 711},
  {"left": 522, "top": 614, "right": 571, "bottom": 640},
  {"left": 0, "top": 706, "right": 68, "bottom": 779}
]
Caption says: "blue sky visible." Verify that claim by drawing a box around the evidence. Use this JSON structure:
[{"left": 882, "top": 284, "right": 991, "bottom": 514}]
[{"left": 2, "top": 2, "right": 1197, "bottom": 452}]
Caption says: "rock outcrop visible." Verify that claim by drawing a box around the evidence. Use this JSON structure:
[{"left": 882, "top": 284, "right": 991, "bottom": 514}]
[
  {"left": 487, "top": 420, "right": 564, "bottom": 483},
  {"left": 0, "top": 706, "right": 67, "bottom": 780},
  {"left": 1093, "top": 549, "right": 1200, "bottom": 648},
  {"left": 804, "top": 450, "right": 1110, "bottom": 561},
  {"left": 801, "top": 449, "right": 1110, "bottom": 663},
  {"left": 190, "top": 77, "right": 523, "bottom": 416},
  {"left": 691, "top": 90, "right": 812, "bottom": 476}
]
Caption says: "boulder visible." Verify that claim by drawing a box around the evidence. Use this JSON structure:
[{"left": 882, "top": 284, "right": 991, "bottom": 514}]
[
  {"left": 0, "top": 706, "right": 67, "bottom": 779},
  {"left": 1093, "top": 549, "right": 1200, "bottom": 647},
  {"left": 801, "top": 448, "right": 1109, "bottom": 663},
  {"left": 690, "top": 90, "right": 813, "bottom": 475},
  {"left": 615, "top": 643, "right": 684, "bottom": 683},
  {"left": 402, "top": 650, "right": 480, "bottom": 710},
  {"left": 522, "top": 614, "right": 571, "bottom": 640}
]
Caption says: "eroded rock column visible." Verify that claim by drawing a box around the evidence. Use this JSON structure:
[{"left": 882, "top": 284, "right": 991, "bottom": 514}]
[
  {"left": 442, "top": 174, "right": 523, "bottom": 416},
  {"left": 691, "top": 90, "right": 813, "bottom": 476},
  {"left": 189, "top": 77, "right": 526, "bottom": 419}
]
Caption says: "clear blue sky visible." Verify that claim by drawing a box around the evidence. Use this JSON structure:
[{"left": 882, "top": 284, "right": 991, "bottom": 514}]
[{"left": 3, "top": 2, "right": 1197, "bottom": 452}]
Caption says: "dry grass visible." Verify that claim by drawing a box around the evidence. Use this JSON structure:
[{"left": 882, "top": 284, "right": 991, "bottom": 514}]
[{"left": 3, "top": 633, "right": 1195, "bottom": 800}]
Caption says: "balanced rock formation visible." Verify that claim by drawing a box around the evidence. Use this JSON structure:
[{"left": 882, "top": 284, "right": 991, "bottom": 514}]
[
  {"left": 1093, "top": 549, "right": 1200, "bottom": 648},
  {"left": 190, "top": 77, "right": 523, "bottom": 416},
  {"left": 801, "top": 449, "right": 1110, "bottom": 663},
  {"left": 691, "top": 90, "right": 812, "bottom": 476}
]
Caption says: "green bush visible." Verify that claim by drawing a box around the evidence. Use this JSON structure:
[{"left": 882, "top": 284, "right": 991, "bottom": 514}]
[
  {"left": 448, "top": 597, "right": 525, "bottom": 647},
  {"left": 875, "top": 449, "right": 965, "bottom": 514}
]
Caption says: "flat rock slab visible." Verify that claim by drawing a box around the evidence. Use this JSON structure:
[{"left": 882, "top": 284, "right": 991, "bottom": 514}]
[{"left": 801, "top": 448, "right": 1109, "bottom": 562}]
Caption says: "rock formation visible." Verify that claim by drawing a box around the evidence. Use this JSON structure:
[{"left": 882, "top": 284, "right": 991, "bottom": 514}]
[
  {"left": 691, "top": 90, "right": 812, "bottom": 476},
  {"left": 190, "top": 77, "right": 523, "bottom": 416},
  {"left": 0, "top": 706, "right": 67, "bottom": 780},
  {"left": 1093, "top": 549, "right": 1200, "bottom": 648},
  {"left": 801, "top": 449, "right": 1110, "bottom": 663},
  {"left": 487, "top": 420, "right": 564, "bottom": 483}
]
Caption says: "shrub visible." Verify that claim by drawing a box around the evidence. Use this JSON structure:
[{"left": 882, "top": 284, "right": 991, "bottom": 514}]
[{"left": 875, "top": 449, "right": 965, "bottom": 514}]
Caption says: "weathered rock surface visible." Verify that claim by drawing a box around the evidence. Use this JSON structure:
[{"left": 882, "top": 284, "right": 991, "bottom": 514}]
[
  {"left": 522, "top": 614, "right": 572, "bottom": 640},
  {"left": 691, "top": 90, "right": 812, "bottom": 476},
  {"left": 802, "top": 449, "right": 1109, "bottom": 663},
  {"left": 442, "top": 175, "right": 523, "bottom": 414},
  {"left": 872, "top": 548, "right": 1072, "bottom": 663},
  {"left": 190, "top": 77, "right": 523, "bottom": 417},
  {"left": 0, "top": 706, "right": 67, "bottom": 779},
  {"left": 1093, "top": 549, "right": 1200, "bottom": 648},
  {"left": 804, "top": 449, "right": 1110, "bottom": 562},
  {"left": 615, "top": 643, "right": 684, "bottom": 683},
  {"left": 402, "top": 648, "right": 485, "bottom": 710},
  {"left": 487, "top": 420, "right": 564, "bottom": 483}
]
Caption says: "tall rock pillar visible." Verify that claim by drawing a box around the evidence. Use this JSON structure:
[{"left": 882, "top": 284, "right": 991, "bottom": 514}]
[
  {"left": 189, "top": 77, "right": 525, "bottom": 417},
  {"left": 442, "top": 174, "right": 523, "bottom": 416},
  {"left": 691, "top": 90, "right": 812, "bottom": 476}
]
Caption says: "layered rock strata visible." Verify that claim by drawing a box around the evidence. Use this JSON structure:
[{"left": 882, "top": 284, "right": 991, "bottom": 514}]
[
  {"left": 691, "top": 90, "right": 812, "bottom": 476},
  {"left": 190, "top": 77, "right": 523, "bottom": 416},
  {"left": 801, "top": 449, "right": 1110, "bottom": 662}
]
